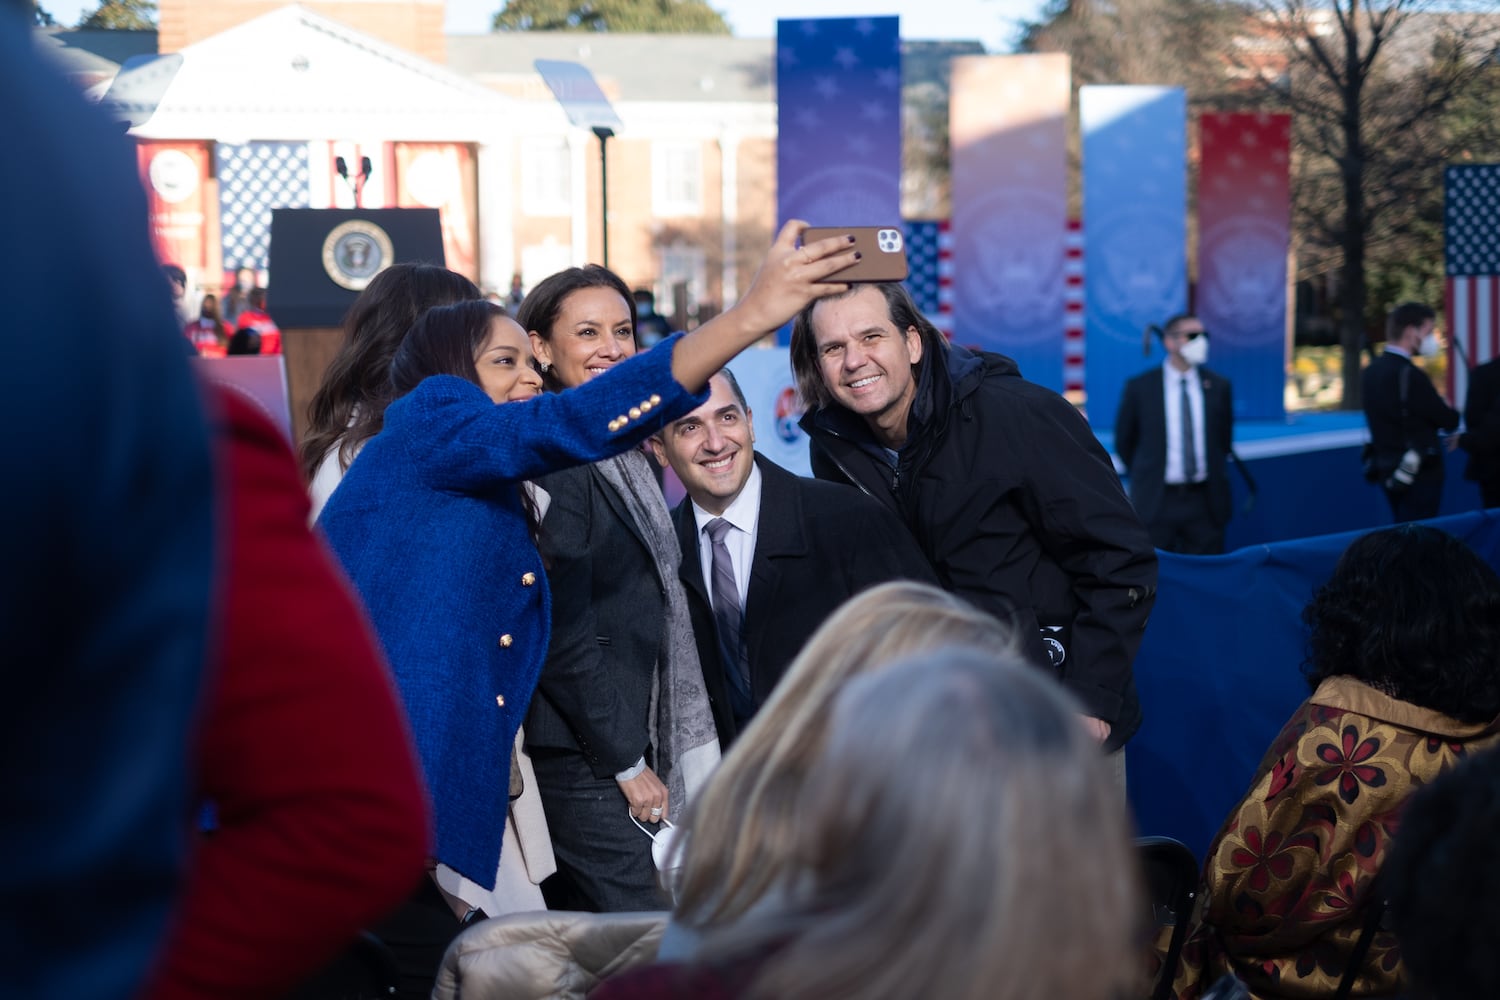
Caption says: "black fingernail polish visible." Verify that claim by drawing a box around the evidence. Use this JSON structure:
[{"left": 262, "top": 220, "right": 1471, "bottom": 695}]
[
  {"left": 847, "top": 235, "right": 857, "bottom": 243},
  {"left": 853, "top": 252, "right": 862, "bottom": 260}
]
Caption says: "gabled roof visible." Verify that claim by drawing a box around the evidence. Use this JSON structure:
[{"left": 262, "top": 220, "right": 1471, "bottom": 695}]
[
  {"left": 447, "top": 31, "right": 775, "bottom": 104},
  {"left": 133, "top": 5, "right": 513, "bottom": 140},
  {"left": 446, "top": 32, "right": 988, "bottom": 106},
  {"left": 35, "top": 27, "right": 157, "bottom": 80}
]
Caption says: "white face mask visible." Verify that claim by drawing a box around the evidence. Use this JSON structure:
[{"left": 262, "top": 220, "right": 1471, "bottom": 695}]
[
  {"left": 1180, "top": 334, "right": 1209, "bottom": 367},
  {"left": 1419, "top": 331, "right": 1441, "bottom": 358},
  {"left": 630, "top": 811, "right": 685, "bottom": 899}
]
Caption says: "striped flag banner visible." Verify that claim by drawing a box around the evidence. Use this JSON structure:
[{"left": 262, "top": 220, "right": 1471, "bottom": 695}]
[
  {"left": 218, "top": 142, "right": 313, "bottom": 276},
  {"left": 1445, "top": 164, "right": 1500, "bottom": 409},
  {"left": 904, "top": 219, "right": 953, "bottom": 338},
  {"left": 1064, "top": 218, "right": 1085, "bottom": 401}
]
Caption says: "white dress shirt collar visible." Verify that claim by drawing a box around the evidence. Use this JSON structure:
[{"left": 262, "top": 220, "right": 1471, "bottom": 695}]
[{"left": 692, "top": 460, "right": 762, "bottom": 609}]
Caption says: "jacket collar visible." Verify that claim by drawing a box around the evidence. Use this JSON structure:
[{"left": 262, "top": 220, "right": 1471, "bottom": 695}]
[
  {"left": 799, "top": 336, "right": 996, "bottom": 452},
  {"left": 1310, "top": 676, "right": 1500, "bottom": 740},
  {"left": 672, "top": 454, "right": 808, "bottom": 602}
]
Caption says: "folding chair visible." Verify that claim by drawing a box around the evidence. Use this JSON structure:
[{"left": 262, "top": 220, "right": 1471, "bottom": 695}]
[{"left": 1139, "top": 835, "right": 1200, "bottom": 1000}]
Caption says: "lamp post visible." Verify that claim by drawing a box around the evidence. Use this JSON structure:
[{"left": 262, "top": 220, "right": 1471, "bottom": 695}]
[{"left": 592, "top": 125, "right": 614, "bottom": 268}]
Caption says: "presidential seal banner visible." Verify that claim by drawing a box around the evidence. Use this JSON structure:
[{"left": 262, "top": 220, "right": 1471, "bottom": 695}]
[
  {"left": 1197, "top": 112, "right": 1290, "bottom": 421},
  {"left": 775, "top": 15, "right": 902, "bottom": 343},
  {"left": 949, "top": 54, "right": 1070, "bottom": 389},
  {"left": 1080, "top": 85, "right": 1187, "bottom": 427}
]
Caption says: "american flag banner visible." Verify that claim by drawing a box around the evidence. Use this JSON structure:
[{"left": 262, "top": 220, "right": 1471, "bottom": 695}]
[
  {"left": 1064, "top": 218, "right": 1085, "bottom": 399},
  {"left": 1445, "top": 164, "right": 1500, "bottom": 408},
  {"left": 904, "top": 219, "right": 953, "bottom": 338},
  {"left": 218, "top": 142, "right": 314, "bottom": 276}
]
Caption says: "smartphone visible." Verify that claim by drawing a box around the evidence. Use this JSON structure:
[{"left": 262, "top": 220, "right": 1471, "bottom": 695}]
[{"left": 802, "top": 226, "right": 909, "bottom": 283}]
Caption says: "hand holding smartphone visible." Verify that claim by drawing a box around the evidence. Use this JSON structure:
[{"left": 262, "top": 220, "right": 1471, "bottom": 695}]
[{"left": 802, "top": 226, "right": 909, "bottom": 283}]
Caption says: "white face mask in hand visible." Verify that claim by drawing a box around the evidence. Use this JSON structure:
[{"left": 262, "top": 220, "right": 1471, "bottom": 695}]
[
  {"left": 1180, "top": 334, "right": 1209, "bottom": 367},
  {"left": 1419, "top": 331, "right": 1441, "bottom": 358},
  {"left": 630, "top": 810, "right": 686, "bottom": 898}
]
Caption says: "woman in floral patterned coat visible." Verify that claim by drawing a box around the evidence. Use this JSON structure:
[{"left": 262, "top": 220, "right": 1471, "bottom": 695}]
[{"left": 1172, "top": 524, "right": 1500, "bottom": 1000}]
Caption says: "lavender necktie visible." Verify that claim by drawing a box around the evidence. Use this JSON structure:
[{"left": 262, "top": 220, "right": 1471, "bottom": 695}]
[{"left": 704, "top": 518, "right": 751, "bottom": 706}]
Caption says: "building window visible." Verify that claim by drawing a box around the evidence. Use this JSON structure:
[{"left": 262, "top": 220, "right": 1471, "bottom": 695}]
[
  {"left": 522, "top": 137, "right": 571, "bottom": 217},
  {"left": 653, "top": 141, "right": 703, "bottom": 217},
  {"left": 658, "top": 243, "right": 707, "bottom": 319},
  {"left": 521, "top": 238, "right": 572, "bottom": 290}
]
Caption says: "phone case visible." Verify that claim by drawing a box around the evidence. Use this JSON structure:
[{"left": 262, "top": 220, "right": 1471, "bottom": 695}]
[{"left": 803, "top": 226, "right": 909, "bottom": 283}]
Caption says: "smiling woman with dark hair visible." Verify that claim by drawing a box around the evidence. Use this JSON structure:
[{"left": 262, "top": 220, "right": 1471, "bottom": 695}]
[
  {"left": 316, "top": 224, "right": 858, "bottom": 996},
  {"left": 1172, "top": 525, "right": 1500, "bottom": 1000}
]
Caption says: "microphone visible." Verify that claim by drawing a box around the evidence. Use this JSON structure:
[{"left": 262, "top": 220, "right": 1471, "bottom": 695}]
[{"left": 335, "top": 156, "right": 349, "bottom": 180}]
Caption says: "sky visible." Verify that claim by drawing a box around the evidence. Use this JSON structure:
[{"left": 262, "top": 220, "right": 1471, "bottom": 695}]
[{"left": 50, "top": 0, "right": 1049, "bottom": 53}]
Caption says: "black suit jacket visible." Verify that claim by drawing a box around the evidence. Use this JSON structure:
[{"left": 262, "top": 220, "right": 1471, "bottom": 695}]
[
  {"left": 1114, "top": 365, "right": 1235, "bottom": 527},
  {"left": 525, "top": 459, "right": 664, "bottom": 778},
  {"left": 1462, "top": 358, "right": 1500, "bottom": 486},
  {"left": 1361, "top": 350, "right": 1459, "bottom": 460},
  {"left": 673, "top": 455, "right": 936, "bottom": 745}
]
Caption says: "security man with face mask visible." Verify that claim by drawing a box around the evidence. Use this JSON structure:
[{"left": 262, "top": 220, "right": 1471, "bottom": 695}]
[
  {"left": 1115, "top": 313, "right": 1236, "bottom": 554},
  {"left": 1362, "top": 301, "right": 1460, "bottom": 522}
]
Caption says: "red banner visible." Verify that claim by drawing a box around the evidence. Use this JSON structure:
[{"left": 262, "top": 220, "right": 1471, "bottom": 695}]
[
  {"left": 136, "top": 140, "right": 215, "bottom": 279},
  {"left": 1197, "top": 112, "right": 1291, "bottom": 420},
  {"left": 394, "top": 143, "right": 478, "bottom": 281}
]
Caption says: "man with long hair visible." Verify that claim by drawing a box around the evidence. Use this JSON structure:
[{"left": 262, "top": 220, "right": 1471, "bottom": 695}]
[{"left": 790, "top": 282, "right": 1157, "bottom": 754}]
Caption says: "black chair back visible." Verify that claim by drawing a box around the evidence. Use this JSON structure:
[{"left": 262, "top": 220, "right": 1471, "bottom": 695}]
[{"left": 1139, "top": 835, "right": 1200, "bottom": 1000}]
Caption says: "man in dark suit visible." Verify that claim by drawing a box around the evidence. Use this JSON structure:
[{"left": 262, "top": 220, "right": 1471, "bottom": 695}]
[
  {"left": 1115, "top": 314, "right": 1236, "bottom": 554},
  {"left": 1362, "top": 302, "right": 1460, "bottom": 522},
  {"left": 1459, "top": 357, "right": 1500, "bottom": 509},
  {"left": 649, "top": 369, "right": 935, "bottom": 745}
]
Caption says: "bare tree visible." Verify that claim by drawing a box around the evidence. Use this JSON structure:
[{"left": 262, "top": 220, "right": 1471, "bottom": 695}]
[
  {"left": 1020, "top": 0, "right": 1245, "bottom": 97},
  {"left": 1243, "top": 1, "right": 1500, "bottom": 407}
]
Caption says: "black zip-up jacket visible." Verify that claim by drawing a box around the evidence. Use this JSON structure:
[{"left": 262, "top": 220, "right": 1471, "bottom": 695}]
[{"left": 800, "top": 341, "right": 1156, "bottom": 750}]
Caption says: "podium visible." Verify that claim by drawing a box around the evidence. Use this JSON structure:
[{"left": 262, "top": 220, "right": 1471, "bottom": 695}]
[{"left": 268, "top": 208, "right": 444, "bottom": 441}]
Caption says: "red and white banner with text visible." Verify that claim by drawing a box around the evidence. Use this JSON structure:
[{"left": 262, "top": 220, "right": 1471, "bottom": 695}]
[{"left": 137, "top": 140, "right": 216, "bottom": 281}]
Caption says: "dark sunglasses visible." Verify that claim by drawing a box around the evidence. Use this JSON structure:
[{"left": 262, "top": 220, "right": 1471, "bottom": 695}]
[{"left": 1172, "top": 328, "right": 1208, "bottom": 341}]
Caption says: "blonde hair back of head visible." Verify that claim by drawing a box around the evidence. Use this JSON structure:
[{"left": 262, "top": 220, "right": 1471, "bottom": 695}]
[
  {"left": 739, "top": 648, "right": 1140, "bottom": 1000},
  {"left": 672, "top": 581, "right": 1016, "bottom": 928}
]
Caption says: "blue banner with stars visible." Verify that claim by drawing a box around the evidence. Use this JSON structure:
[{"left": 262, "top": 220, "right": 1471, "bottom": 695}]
[{"left": 776, "top": 15, "right": 902, "bottom": 344}]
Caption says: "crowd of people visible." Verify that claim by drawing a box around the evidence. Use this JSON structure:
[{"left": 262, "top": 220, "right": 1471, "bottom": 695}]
[
  {"left": 12, "top": 8, "right": 1500, "bottom": 1000},
  {"left": 169, "top": 264, "right": 283, "bottom": 358}
]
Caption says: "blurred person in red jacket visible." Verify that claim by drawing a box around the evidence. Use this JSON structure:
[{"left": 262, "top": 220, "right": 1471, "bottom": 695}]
[
  {"left": 234, "top": 287, "right": 282, "bottom": 355},
  {"left": 185, "top": 294, "right": 230, "bottom": 358},
  {"left": 146, "top": 386, "right": 430, "bottom": 1000}
]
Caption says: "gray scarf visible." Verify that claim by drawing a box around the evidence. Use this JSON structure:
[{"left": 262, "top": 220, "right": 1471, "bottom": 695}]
[{"left": 595, "top": 449, "right": 720, "bottom": 813}]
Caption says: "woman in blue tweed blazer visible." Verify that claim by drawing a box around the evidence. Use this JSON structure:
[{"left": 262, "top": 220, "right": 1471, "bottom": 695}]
[{"left": 317, "top": 222, "right": 859, "bottom": 897}]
